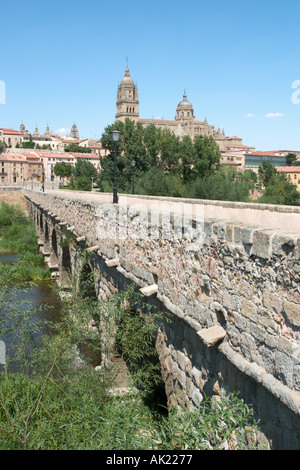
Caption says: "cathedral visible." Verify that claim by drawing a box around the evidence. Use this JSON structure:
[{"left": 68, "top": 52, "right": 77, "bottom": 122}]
[{"left": 115, "top": 61, "right": 228, "bottom": 150}]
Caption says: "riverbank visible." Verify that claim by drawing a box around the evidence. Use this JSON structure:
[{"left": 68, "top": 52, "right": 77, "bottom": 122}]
[
  {"left": 0, "top": 201, "right": 50, "bottom": 282},
  {"left": 0, "top": 190, "right": 25, "bottom": 210}
]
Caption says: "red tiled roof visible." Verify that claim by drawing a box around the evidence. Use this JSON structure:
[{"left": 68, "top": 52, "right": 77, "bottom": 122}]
[
  {"left": 2, "top": 128, "right": 21, "bottom": 135},
  {"left": 277, "top": 166, "right": 300, "bottom": 172},
  {"left": 246, "top": 151, "right": 286, "bottom": 157},
  {"left": 226, "top": 143, "right": 249, "bottom": 148},
  {"left": 0, "top": 154, "right": 26, "bottom": 162}
]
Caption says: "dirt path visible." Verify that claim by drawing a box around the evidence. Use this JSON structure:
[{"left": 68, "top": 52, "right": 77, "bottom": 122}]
[{"left": 0, "top": 191, "right": 25, "bottom": 209}]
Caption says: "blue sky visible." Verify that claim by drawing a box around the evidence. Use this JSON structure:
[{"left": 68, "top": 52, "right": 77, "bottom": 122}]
[{"left": 1, "top": 0, "right": 300, "bottom": 150}]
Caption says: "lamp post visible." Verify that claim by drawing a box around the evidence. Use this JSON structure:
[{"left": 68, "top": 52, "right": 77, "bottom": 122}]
[
  {"left": 131, "top": 160, "right": 135, "bottom": 195},
  {"left": 111, "top": 130, "right": 121, "bottom": 204},
  {"left": 42, "top": 168, "right": 45, "bottom": 192}
]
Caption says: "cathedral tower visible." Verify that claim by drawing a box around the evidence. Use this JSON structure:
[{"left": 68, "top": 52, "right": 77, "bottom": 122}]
[
  {"left": 116, "top": 61, "right": 139, "bottom": 123},
  {"left": 71, "top": 123, "right": 79, "bottom": 139}
]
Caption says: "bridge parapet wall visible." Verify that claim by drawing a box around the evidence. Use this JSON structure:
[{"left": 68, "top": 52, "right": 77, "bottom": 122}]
[{"left": 24, "top": 190, "right": 300, "bottom": 449}]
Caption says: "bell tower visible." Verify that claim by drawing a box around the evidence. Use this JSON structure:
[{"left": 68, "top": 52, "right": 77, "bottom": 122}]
[{"left": 116, "top": 61, "right": 139, "bottom": 123}]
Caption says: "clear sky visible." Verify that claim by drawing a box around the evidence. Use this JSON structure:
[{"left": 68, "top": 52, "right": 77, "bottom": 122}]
[{"left": 1, "top": 0, "right": 300, "bottom": 151}]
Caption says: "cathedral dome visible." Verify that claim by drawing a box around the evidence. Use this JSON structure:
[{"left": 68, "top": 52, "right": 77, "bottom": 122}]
[
  {"left": 175, "top": 91, "right": 194, "bottom": 120},
  {"left": 177, "top": 92, "right": 193, "bottom": 108},
  {"left": 120, "top": 62, "right": 134, "bottom": 86}
]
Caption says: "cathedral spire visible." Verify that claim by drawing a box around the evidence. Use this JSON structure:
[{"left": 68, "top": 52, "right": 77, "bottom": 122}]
[{"left": 125, "top": 58, "right": 130, "bottom": 77}]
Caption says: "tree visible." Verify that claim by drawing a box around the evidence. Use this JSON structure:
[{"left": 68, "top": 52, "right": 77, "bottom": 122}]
[
  {"left": 53, "top": 162, "right": 73, "bottom": 186},
  {"left": 22, "top": 135, "right": 35, "bottom": 149},
  {"left": 156, "top": 129, "right": 180, "bottom": 174},
  {"left": 192, "top": 136, "right": 221, "bottom": 179},
  {"left": 0, "top": 141, "right": 6, "bottom": 154},
  {"left": 259, "top": 171, "right": 300, "bottom": 206},
  {"left": 71, "top": 159, "right": 97, "bottom": 191},
  {"left": 99, "top": 119, "right": 150, "bottom": 193},
  {"left": 188, "top": 165, "right": 257, "bottom": 202},
  {"left": 178, "top": 135, "right": 194, "bottom": 183},
  {"left": 135, "top": 167, "right": 171, "bottom": 196},
  {"left": 286, "top": 153, "right": 297, "bottom": 166},
  {"left": 258, "top": 162, "right": 277, "bottom": 187}
]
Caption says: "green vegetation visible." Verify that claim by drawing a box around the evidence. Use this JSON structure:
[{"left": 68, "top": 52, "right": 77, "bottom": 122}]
[
  {"left": 64, "top": 144, "right": 92, "bottom": 154},
  {"left": 97, "top": 119, "right": 300, "bottom": 205},
  {"left": 22, "top": 135, "right": 35, "bottom": 149},
  {"left": 0, "top": 142, "right": 6, "bottom": 154},
  {"left": 0, "top": 268, "right": 262, "bottom": 450},
  {"left": 286, "top": 152, "right": 297, "bottom": 166},
  {"left": 258, "top": 162, "right": 300, "bottom": 205},
  {"left": 0, "top": 202, "right": 50, "bottom": 282},
  {"left": 54, "top": 159, "right": 97, "bottom": 191}
]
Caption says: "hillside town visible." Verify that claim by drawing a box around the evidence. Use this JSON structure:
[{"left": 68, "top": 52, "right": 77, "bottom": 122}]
[{"left": 1, "top": 62, "right": 300, "bottom": 189}]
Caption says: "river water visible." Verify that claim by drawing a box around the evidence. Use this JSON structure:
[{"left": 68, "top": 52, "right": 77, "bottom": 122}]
[
  {"left": 0, "top": 252, "right": 102, "bottom": 371},
  {"left": 0, "top": 253, "right": 63, "bottom": 371}
]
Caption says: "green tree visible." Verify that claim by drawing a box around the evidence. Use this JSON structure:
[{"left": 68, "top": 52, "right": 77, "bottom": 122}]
[
  {"left": 53, "top": 162, "right": 73, "bottom": 186},
  {"left": 143, "top": 124, "right": 161, "bottom": 167},
  {"left": 73, "top": 159, "right": 97, "bottom": 180},
  {"left": 258, "top": 162, "right": 277, "bottom": 187},
  {"left": 156, "top": 129, "right": 180, "bottom": 174},
  {"left": 135, "top": 167, "right": 171, "bottom": 196},
  {"left": 70, "top": 159, "right": 97, "bottom": 191},
  {"left": 188, "top": 166, "right": 257, "bottom": 202},
  {"left": 286, "top": 152, "right": 297, "bottom": 166},
  {"left": 64, "top": 144, "right": 92, "bottom": 153},
  {"left": 179, "top": 135, "right": 194, "bottom": 183},
  {"left": 99, "top": 119, "right": 150, "bottom": 193},
  {"left": 0, "top": 141, "right": 6, "bottom": 153},
  {"left": 22, "top": 135, "right": 35, "bottom": 149},
  {"left": 192, "top": 136, "right": 221, "bottom": 179},
  {"left": 259, "top": 171, "right": 300, "bottom": 205}
]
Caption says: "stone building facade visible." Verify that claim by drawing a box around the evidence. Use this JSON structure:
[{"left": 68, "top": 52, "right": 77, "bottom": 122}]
[{"left": 0, "top": 153, "right": 43, "bottom": 184}]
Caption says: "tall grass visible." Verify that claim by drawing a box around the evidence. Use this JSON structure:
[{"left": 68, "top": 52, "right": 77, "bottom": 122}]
[
  {"left": 0, "top": 275, "right": 262, "bottom": 450},
  {"left": 0, "top": 202, "right": 50, "bottom": 282}
]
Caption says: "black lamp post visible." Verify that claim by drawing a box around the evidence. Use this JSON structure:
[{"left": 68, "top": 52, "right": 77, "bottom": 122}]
[
  {"left": 111, "top": 130, "right": 121, "bottom": 204},
  {"left": 42, "top": 168, "right": 45, "bottom": 192},
  {"left": 131, "top": 160, "right": 135, "bottom": 194}
]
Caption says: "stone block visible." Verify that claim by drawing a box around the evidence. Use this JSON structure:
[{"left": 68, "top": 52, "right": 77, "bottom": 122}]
[
  {"left": 105, "top": 258, "right": 120, "bottom": 267},
  {"left": 283, "top": 299, "right": 300, "bottom": 327},
  {"left": 87, "top": 245, "right": 99, "bottom": 253},
  {"left": 197, "top": 325, "right": 226, "bottom": 347},
  {"left": 241, "top": 298, "right": 257, "bottom": 321},
  {"left": 250, "top": 229, "right": 277, "bottom": 259},
  {"left": 272, "top": 233, "right": 298, "bottom": 256},
  {"left": 139, "top": 284, "right": 158, "bottom": 297}
]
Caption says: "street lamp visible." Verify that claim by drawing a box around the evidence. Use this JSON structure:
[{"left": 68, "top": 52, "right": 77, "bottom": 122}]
[
  {"left": 42, "top": 168, "right": 45, "bottom": 192},
  {"left": 131, "top": 160, "right": 135, "bottom": 195},
  {"left": 111, "top": 129, "right": 121, "bottom": 204}
]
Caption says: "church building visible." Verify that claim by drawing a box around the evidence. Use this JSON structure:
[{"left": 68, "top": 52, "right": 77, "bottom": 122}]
[{"left": 115, "top": 61, "right": 229, "bottom": 150}]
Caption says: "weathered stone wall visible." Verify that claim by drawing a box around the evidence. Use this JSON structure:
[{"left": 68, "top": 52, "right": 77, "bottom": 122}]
[{"left": 24, "top": 190, "right": 300, "bottom": 449}]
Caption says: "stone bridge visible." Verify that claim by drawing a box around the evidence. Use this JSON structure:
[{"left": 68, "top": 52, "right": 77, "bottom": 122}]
[{"left": 24, "top": 189, "right": 300, "bottom": 450}]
